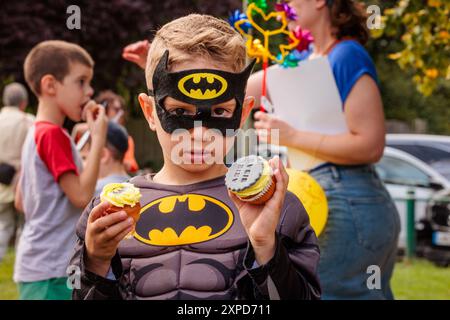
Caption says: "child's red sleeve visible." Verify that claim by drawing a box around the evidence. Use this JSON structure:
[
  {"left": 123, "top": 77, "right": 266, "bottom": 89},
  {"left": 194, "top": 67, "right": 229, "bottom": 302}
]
[{"left": 35, "top": 122, "right": 79, "bottom": 182}]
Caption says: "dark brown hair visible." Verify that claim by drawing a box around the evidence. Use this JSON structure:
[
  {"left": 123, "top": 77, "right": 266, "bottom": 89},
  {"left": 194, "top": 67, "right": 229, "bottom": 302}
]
[
  {"left": 24, "top": 40, "right": 94, "bottom": 95},
  {"left": 329, "top": 0, "right": 369, "bottom": 45}
]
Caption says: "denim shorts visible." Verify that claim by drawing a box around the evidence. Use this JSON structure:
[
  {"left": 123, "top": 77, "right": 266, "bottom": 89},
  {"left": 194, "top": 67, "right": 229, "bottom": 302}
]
[{"left": 309, "top": 164, "right": 401, "bottom": 300}]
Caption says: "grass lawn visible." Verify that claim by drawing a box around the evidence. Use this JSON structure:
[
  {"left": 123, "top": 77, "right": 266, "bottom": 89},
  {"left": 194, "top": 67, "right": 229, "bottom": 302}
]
[
  {"left": 0, "top": 249, "right": 18, "bottom": 300},
  {"left": 391, "top": 258, "right": 450, "bottom": 300},
  {"left": 1, "top": 248, "right": 449, "bottom": 300}
]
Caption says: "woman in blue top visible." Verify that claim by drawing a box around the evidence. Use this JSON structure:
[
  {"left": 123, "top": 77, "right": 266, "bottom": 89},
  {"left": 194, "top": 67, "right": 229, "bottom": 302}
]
[{"left": 248, "top": 0, "right": 400, "bottom": 299}]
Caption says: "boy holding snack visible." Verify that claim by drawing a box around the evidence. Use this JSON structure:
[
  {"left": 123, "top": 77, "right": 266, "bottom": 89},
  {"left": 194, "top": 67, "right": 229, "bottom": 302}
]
[
  {"left": 70, "top": 15, "right": 321, "bottom": 300},
  {"left": 14, "top": 40, "right": 108, "bottom": 300}
]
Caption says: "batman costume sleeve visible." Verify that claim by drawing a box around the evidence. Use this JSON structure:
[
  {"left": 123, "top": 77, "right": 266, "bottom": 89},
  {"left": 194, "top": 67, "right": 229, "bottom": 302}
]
[{"left": 69, "top": 174, "right": 321, "bottom": 300}]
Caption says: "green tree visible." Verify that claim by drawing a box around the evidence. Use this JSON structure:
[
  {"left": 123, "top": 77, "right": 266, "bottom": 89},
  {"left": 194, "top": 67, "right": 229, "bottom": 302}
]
[
  {"left": 0, "top": 0, "right": 241, "bottom": 115},
  {"left": 360, "top": 0, "right": 450, "bottom": 134},
  {"left": 372, "top": 0, "right": 450, "bottom": 96}
]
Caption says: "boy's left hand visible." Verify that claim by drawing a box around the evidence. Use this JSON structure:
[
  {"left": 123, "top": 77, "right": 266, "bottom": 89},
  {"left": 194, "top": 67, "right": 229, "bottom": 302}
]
[{"left": 228, "top": 157, "right": 289, "bottom": 265}]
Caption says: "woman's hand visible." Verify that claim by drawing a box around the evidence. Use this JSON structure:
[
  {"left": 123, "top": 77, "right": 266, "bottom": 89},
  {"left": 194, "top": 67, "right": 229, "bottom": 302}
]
[
  {"left": 254, "top": 111, "right": 297, "bottom": 147},
  {"left": 228, "top": 157, "right": 289, "bottom": 265},
  {"left": 84, "top": 201, "right": 135, "bottom": 277},
  {"left": 122, "top": 40, "right": 150, "bottom": 69}
]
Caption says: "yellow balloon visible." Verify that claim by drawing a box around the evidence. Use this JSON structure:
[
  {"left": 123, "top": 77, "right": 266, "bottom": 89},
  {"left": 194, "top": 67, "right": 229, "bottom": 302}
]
[{"left": 286, "top": 168, "right": 328, "bottom": 236}]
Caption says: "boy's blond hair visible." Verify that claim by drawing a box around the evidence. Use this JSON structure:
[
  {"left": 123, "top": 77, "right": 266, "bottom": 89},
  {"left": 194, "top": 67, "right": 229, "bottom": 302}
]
[
  {"left": 24, "top": 40, "right": 94, "bottom": 95},
  {"left": 145, "top": 14, "right": 246, "bottom": 89}
]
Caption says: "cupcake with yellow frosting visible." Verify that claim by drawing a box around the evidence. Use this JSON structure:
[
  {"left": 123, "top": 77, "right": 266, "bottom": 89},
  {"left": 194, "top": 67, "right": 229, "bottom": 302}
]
[
  {"left": 225, "top": 155, "right": 275, "bottom": 205},
  {"left": 100, "top": 182, "right": 142, "bottom": 222}
]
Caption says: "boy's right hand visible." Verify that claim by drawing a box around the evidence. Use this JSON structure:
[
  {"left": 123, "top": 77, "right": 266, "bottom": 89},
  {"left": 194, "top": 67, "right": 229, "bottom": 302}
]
[
  {"left": 85, "top": 201, "right": 135, "bottom": 277},
  {"left": 82, "top": 100, "right": 108, "bottom": 146}
]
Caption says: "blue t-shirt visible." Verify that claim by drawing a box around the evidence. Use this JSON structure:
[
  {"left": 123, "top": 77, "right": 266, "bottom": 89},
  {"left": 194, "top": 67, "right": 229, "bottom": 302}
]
[{"left": 327, "top": 40, "right": 378, "bottom": 104}]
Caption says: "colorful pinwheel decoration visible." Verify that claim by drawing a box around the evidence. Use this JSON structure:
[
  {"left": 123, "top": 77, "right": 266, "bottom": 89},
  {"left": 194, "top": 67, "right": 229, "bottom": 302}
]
[
  {"left": 291, "top": 26, "right": 314, "bottom": 53},
  {"left": 248, "top": 0, "right": 269, "bottom": 13},
  {"left": 228, "top": 9, "right": 252, "bottom": 33},
  {"left": 275, "top": 1, "right": 298, "bottom": 21},
  {"left": 232, "top": 2, "right": 298, "bottom": 111},
  {"left": 230, "top": 1, "right": 313, "bottom": 111},
  {"left": 279, "top": 26, "right": 314, "bottom": 68}
]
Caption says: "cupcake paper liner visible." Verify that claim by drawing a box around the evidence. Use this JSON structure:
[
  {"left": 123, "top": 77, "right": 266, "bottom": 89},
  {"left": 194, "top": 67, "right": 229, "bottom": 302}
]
[
  {"left": 105, "top": 203, "right": 141, "bottom": 222},
  {"left": 239, "top": 175, "right": 276, "bottom": 205}
]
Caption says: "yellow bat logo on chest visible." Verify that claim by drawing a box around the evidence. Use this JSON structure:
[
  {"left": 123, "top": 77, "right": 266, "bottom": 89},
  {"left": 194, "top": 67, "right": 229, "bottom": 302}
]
[{"left": 134, "top": 194, "right": 234, "bottom": 246}]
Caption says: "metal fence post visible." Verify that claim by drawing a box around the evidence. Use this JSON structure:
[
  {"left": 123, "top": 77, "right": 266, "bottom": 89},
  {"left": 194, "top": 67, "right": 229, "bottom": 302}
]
[{"left": 406, "top": 189, "right": 416, "bottom": 260}]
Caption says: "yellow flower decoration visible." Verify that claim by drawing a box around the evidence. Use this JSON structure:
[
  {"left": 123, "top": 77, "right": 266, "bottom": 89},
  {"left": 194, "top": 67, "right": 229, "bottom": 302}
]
[{"left": 234, "top": 3, "right": 299, "bottom": 64}]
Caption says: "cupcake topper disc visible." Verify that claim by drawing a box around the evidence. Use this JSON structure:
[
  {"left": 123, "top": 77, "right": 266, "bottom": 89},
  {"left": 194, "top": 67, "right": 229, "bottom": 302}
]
[{"left": 225, "top": 155, "right": 265, "bottom": 192}]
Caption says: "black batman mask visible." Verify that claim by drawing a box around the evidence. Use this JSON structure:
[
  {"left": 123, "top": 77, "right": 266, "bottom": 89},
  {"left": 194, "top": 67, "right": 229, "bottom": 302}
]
[{"left": 148, "top": 50, "right": 255, "bottom": 136}]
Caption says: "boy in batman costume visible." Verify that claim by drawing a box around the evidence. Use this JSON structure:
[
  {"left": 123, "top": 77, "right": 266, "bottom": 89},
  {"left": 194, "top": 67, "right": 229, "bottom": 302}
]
[{"left": 69, "top": 14, "right": 321, "bottom": 300}]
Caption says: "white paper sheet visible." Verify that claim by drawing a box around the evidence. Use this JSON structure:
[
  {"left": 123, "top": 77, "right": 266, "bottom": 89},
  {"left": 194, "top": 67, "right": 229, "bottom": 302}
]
[{"left": 266, "top": 57, "right": 348, "bottom": 170}]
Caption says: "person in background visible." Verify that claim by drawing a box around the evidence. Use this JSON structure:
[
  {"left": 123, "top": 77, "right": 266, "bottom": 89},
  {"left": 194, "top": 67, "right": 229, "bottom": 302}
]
[
  {"left": 14, "top": 40, "right": 108, "bottom": 300},
  {"left": 247, "top": 0, "right": 400, "bottom": 299},
  {"left": 80, "top": 121, "right": 131, "bottom": 196},
  {"left": 72, "top": 90, "right": 139, "bottom": 174},
  {"left": 0, "top": 82, "right": 34, "bottom": 262}
]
